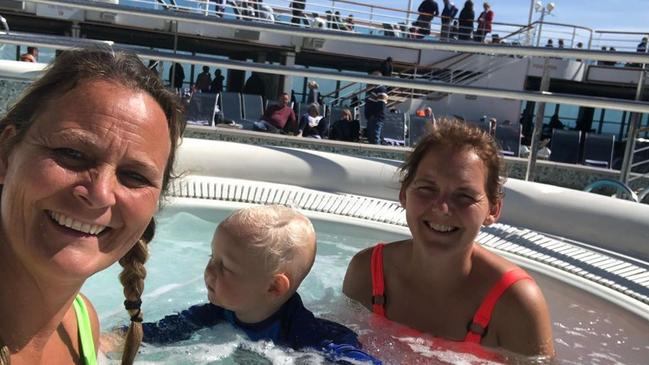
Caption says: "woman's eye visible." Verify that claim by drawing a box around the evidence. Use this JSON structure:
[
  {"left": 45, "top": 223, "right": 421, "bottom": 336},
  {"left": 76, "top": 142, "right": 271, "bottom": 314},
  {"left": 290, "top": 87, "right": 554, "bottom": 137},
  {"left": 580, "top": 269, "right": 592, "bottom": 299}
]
[
  {"left": 416, "top": 186, "right": 436, "bottom": 195},
  {"left": 53, "top": 148, "right": 88, "bottom": 168},
  {"left": 119, "top": 171, "right": 152, "bottom": 188},
  {"left": 456, "top": 194, "right": 478, "bottom": 204}
]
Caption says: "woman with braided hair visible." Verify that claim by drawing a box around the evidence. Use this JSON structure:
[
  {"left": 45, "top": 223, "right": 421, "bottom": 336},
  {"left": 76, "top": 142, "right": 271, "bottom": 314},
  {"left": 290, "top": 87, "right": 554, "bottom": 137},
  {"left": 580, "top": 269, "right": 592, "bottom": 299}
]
[{"left": 0, "top": 47, "right": 185, "bottom": 364}]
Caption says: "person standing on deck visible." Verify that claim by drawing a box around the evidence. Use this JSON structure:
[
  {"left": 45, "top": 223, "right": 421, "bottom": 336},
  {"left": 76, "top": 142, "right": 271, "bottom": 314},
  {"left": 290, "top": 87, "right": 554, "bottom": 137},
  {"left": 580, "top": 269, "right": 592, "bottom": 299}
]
[
  {"left": 291, "top": 1, "right": 309, "bottom": 26},
  {"left": 364, "top": 71, "right": 389, "bottom": 145},
  {"left": 458, "top": 0, "right": 475, "bottom": 41},
  {"left": 474, "top": 2, "right": 494, "bottom": 43},
  {"left": 194, "top": 66, "right": 212, "bottom": 93},
  {"left": 210, "top": 69, "right": 224, "bottom": 93},
  {"left": 414, "top": 0, "right": 439, "bottom": 38},
  {"left": 440, "top": 0, "right": 459, "bottom": 41}
]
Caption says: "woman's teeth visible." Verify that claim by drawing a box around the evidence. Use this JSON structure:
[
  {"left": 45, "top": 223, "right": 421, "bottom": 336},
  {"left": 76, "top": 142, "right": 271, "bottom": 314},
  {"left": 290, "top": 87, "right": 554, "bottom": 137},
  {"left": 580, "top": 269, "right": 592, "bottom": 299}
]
[{"left": 49, "top": 211, "right": 107, "bottom": 235}]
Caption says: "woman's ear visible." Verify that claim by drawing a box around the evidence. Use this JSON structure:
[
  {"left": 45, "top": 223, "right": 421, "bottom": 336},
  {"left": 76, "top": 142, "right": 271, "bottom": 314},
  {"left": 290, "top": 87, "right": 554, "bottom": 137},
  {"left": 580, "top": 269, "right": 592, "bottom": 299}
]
[
  {"left": 483, "top": 199, "right": 502, "bottom": 226},
  {"left": 0, "top": 125, "right": 17, "bottom": 185},
  {"left": 399, "top": 185, "right": 407, "bottom": 208},
  {"left": 268, "top": 273, "right": 290, "bottom": 298}
]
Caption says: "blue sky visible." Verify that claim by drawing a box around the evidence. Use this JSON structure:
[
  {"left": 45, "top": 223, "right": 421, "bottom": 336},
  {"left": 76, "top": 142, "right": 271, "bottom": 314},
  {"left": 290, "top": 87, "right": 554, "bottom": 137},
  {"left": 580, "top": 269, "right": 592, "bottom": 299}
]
[{"left": 373, "top": 0, "right": 649, "bottom": 31}]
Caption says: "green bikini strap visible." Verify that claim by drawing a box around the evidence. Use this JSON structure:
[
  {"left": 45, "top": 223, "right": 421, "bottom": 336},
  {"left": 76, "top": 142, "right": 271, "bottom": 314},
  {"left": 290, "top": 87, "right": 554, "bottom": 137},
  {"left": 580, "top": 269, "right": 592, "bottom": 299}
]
[{"left": 73, "top": 295, "right": 97, "bottom": 365}]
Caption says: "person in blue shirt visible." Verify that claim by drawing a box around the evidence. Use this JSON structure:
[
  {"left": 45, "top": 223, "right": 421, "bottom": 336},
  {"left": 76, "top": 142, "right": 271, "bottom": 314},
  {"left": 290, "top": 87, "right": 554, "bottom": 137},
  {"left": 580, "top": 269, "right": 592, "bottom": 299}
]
[
  {"left": 364, "top": 71, "right": 389, "bottom": 145},
  {"left": 440, "top": 0, "right": 459, "bottom": 41},
  {"left": 142, "top": 205, "right": 381, "bottom": 364}
]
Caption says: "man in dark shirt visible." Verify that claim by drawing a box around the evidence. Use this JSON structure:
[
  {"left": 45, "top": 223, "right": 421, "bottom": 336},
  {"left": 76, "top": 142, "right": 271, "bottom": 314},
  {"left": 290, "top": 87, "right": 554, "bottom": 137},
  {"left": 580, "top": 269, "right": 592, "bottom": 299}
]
[
  {"left": 209, "top": 69, "right": 224, "bottom": 93},
  {"left": 364, "top": 72, "right": 389, "bottom": 144},
  {"left": 414, "top": 0, "right": 439, "bottom": 38},
  {"left": 254, "top": 92, "right": 296, "bottom": 133},
  {"left": 638, "top": 37, "right": 648, "bottom": 53},
  {"left": 194, "top": 66, "right": 212, "bottom": 93}
]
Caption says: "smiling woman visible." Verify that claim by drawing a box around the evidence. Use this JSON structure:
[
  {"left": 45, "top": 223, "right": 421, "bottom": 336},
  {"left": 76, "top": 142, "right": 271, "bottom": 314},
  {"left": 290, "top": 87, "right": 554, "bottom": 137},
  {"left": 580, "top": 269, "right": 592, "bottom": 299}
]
[
  {"left": 343, "top": 119, "right": 555, "bottom": 358},
  {"left": 0, "top": 48, "right": 185, "bottom": 365}
]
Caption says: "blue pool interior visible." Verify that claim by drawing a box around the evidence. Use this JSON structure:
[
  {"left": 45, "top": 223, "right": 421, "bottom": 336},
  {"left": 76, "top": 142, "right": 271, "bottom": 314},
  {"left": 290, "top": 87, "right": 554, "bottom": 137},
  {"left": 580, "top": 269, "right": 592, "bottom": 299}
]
[{"left": 83, "top": 203, "right": 649, "bottom": 364}]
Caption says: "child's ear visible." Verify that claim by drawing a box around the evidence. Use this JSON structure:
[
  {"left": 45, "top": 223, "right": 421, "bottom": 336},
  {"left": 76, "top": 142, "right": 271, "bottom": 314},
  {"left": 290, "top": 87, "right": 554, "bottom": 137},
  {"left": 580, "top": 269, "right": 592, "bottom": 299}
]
[{"left": 268, "top": 273, "right": 291, "bottom": 298}]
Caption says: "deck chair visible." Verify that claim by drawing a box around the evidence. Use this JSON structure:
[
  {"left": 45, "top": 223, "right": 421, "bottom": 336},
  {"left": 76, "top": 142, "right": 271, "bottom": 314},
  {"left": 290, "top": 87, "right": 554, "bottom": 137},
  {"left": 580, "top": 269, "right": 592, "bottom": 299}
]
[
  {"left": 408, "top": 115, "right": 431, "bottom": 146},
  {"left": 582, "top": 133, "right": 615, "bottom": 168},
  {"left": 495, "top": 124, "right": 522, "bottom": 157},
  {"left": 185, "top": 93, "right": 219, "bottom": 126},
  {"left": 550, "top": 129, "right": 582, "bottom": 164},
  {"left": 220, "top": 91, "right": 244, "bottom": 127},
  {"left": 382, "top": 112, "right": 406, "bottom": 146},
  {"left": 240, "top": 93, "right": 264, "bottom": 130}
]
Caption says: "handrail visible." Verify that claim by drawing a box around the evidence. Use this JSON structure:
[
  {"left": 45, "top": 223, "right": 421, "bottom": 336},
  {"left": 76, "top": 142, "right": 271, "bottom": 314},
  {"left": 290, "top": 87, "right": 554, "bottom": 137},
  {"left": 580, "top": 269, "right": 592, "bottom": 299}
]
[
  {"left": 595, "top": 30, "right": 649, "bottom": 36},
  {"left": 583, "top": 179, "right": 639, "bottom": 202},
  {"left": 4, "top": 32, "right": 649, "bottom": 115},
  {"left": 322, "top": 81, "right": 359, "bottom": 100},
  {"left": 25, "top": 0, "right": 649, "bottom": 64},
  {"left": 324, "top": 51, "right": 468, "bottom": 102}
]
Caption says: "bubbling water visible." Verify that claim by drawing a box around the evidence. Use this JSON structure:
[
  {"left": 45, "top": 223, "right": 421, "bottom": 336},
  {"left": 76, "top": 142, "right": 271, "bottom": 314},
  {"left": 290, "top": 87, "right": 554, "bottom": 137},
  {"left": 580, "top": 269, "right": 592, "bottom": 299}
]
[{"left": 85, "top": 209, "right": 649, "bottom": 364}]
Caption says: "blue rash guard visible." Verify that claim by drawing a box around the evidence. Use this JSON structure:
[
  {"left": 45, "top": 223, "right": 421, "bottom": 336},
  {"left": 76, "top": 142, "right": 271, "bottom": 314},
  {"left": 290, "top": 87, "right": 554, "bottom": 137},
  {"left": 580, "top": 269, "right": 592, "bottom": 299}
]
[{"left": 142, "top": 293, "right": 381, "bottom": 364}]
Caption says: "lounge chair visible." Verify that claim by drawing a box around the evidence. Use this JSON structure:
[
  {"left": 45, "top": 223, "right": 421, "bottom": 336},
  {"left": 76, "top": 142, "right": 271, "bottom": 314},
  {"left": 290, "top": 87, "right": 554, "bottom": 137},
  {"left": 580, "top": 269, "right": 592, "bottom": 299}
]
[
  {"left": 550, "top": 129, "right": 582, "bottom": 164},
  {"left": 582, "top": 133, "right": 615, "bottom": 168},
  {"left": 185, "top": 92, "right": 219, "bottom": 126},
  {"left": 241, "top": 93, "right": 264, "bottom": 129},
  {"left": 495, "top": 124, "right": 522, "bottom": 157},
  {"left": 382, "top": 112, "right": 407, "bottom": 146}
]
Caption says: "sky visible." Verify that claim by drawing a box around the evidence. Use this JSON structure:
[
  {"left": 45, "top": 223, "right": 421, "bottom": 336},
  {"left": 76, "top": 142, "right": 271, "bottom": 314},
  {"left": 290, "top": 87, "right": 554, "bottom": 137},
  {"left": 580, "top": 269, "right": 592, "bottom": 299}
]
[{"left": 373, "top": 0, "right": 649, "bottom": 32}]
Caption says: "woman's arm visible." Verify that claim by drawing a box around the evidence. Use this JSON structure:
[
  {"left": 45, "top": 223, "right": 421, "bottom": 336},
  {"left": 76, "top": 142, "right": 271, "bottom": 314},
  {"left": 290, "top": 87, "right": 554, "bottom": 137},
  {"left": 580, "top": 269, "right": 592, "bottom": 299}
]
[
  {"left": 493, "top": 280, "right": 555, "bottom": 357},
  {"left": 342, "top": 247, "right": 373, "bottom": 310}
]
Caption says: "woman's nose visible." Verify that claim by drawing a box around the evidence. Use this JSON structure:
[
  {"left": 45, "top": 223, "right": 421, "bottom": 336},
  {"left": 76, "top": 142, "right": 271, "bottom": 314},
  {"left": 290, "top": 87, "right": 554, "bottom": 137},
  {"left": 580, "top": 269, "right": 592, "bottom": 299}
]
[
  {"left": 73, "top": 168, "right": 117, "bottom": 208},
  {"left": 431, "top": 195, "right": 451, "bottom": 215}
]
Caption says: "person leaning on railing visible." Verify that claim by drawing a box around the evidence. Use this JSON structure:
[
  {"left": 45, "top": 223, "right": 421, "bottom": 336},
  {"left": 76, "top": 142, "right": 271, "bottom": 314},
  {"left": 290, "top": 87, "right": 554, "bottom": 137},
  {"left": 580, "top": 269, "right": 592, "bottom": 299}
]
[
  {"left": 414, "top": 0, "right": 439, "bottom": 39},
  {"left": 457, "top": 0, "right": 475, "bottom": 41},
  {"left": 290, "top": 0, "right": 309, "bottom": 26},
  {"left": 474, "top": 2, "right": 493, "bottom": 43},
  {"left": 440, "top": 0, "right": 459, "bottom": 41}
]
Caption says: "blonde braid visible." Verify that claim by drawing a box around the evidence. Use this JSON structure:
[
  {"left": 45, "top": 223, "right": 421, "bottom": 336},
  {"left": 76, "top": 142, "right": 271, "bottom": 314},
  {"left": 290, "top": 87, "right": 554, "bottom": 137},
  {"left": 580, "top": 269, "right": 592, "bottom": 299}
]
[
  {"left": 118, "top": 219, "right": 154, "bottom": 365},
  {"left": 0, "top": 343, "right": 9, "bottom": 365}
]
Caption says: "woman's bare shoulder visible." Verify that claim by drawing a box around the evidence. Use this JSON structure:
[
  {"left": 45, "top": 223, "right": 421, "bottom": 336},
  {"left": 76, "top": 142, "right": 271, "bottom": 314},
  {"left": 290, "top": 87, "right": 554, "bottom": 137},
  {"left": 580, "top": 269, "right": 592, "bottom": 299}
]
[
  {"left": 343, "top": 240, "right": 409, "bottom": 309},
  {"left": 343, "top": 245, "right": 375, "bottom": 308}
]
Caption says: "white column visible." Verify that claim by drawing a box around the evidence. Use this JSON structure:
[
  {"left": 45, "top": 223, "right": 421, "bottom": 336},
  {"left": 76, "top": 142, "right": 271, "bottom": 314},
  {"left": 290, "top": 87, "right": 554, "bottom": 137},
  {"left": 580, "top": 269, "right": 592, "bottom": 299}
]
[{"left": 282, "top": 52, "right": 296, "bottom": 95}]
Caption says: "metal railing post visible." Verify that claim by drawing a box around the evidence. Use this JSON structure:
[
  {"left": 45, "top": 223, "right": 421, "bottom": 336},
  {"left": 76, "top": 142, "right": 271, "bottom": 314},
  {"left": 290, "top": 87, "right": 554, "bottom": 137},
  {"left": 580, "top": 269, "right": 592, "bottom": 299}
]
[
  {"left": 570, "top": 26, "right": 576, "bottom": 48},
  {"left": 620, "top": 65, "right": 647, "bottom": 183},
  {"left": 170, "top": 20, "right": 178, "bottom": 88},
  {"left": 526, "top": 58, "right": 552, "bottom": 181},
  {"left": 535, "top": 10, "right": 545, "bottom": 47}
]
